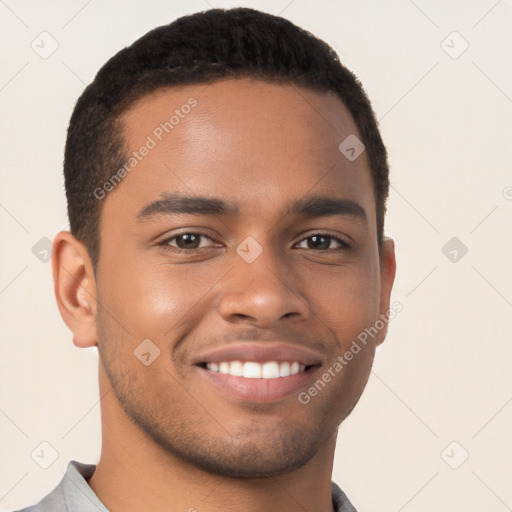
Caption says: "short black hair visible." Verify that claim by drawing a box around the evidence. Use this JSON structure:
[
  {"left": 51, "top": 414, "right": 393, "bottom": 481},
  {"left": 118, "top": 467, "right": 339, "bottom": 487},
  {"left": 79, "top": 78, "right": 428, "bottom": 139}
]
[{"left": 64, "top": 7, "right": 389, "bottom": 268}]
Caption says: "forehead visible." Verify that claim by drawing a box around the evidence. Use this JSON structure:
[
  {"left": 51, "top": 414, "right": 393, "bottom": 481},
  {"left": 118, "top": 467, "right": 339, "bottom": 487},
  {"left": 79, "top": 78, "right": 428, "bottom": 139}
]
[{"left": 104, "top": 78, "right": 376, "bottom": 227}]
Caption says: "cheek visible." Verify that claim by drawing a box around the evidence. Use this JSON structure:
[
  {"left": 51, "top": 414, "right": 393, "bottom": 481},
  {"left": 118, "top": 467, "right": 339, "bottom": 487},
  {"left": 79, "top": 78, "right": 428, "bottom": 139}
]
[
  {"left": 306, "top": 266, "right": 380, "bottom": 414},
  {"left": 307, "top": 260, "right": 381, "bottom": 345},
  {"left": 98, "top": 238, "right": 381, "bottom": 349},
  {"left": 100, "top": 258, "right": 230, "bottom": 338}
]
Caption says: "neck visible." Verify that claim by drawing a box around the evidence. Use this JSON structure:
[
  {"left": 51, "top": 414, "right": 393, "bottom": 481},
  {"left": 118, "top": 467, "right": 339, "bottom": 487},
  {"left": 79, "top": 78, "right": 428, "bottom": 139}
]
[{"left": 89, "top": 364, "right": 337, "bottom": 512}]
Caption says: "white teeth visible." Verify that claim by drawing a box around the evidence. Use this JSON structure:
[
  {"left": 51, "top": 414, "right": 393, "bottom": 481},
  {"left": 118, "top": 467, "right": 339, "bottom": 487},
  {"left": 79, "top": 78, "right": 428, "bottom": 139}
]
[
  {"left": 279, "top": 361, "right": 291, "bottom": 377},
  {"left": 229, "top": 360, "right": 243, "bottom": 376},
  {"left": 205, "top": 361, "right": 307, "bottom": 379},
  {"left": 261, "top": 361, "right": 280, "bottom": 379},
  {"left": 290, "top": 362, "right": 300, "bottom": 375},
  {"left": 243, "top": 362, "right": 261, "bottom": 378}
]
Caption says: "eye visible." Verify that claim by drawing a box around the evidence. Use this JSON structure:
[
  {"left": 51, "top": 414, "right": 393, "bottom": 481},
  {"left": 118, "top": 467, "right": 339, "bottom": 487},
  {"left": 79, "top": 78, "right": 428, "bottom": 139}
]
[
  {"left": 160, "top": 232, "right": 218, "bottom": 252},
  {"left": 295, "top": 233, "right": 351, "bottom": 251},
  {"left": 158, "top": 231, "right": 351, "bottom": 254}
]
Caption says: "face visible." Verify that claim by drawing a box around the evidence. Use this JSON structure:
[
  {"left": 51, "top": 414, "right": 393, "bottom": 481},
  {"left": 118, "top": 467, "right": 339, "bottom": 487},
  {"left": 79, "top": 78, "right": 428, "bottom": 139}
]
[{"left": 93, "top": 78, "right": 395, "bottom": 477}]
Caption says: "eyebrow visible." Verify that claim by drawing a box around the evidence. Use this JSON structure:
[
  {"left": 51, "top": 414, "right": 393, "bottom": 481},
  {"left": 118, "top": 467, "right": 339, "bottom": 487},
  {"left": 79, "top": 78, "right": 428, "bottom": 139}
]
[{"left": 137, "top": 193, "right": 367, "bottom": 223}]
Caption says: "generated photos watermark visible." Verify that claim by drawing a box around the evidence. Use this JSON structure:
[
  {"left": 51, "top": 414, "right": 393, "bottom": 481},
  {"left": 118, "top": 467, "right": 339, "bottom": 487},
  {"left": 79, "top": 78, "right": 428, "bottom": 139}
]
[
  {"left": 93, "top": 97, "right": 198, "bottom": 200},
  {"left": 298, "top": 301, "right": 403, "bottom": 405}
]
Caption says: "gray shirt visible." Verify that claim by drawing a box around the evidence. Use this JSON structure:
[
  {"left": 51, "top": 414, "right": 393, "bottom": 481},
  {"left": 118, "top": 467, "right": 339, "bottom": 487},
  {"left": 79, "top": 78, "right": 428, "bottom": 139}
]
[{"left": 15, "top": 460, "right": 357, "bottom": 512}]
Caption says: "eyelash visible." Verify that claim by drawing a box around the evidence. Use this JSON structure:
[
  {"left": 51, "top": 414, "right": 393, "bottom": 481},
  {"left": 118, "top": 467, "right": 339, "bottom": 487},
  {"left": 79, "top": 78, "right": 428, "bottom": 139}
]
[{"left": 158, "top": 231, "right": 351, "bottom": 254}]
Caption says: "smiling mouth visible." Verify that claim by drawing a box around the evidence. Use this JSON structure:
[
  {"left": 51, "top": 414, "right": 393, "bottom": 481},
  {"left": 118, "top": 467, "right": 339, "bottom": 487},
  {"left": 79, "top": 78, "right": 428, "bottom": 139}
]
[
  {"left": 197, "top": 361, "right": 318, "bottom": 379},
  {"left": 193, "top": 342, "right": 324, "bottom": 402}
]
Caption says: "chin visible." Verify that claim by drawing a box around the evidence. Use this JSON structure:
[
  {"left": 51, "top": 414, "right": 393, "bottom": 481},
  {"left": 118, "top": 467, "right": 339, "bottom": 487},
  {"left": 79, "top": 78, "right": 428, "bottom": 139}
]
[{"left": 145, "top": 418, "right": 330, "bottom": 478}]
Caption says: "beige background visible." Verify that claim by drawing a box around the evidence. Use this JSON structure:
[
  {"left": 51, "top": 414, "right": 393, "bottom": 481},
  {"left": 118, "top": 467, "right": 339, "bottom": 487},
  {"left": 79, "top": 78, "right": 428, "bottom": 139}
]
[{"left": 1, "top": 1, "right": 511, "bottom": 510}]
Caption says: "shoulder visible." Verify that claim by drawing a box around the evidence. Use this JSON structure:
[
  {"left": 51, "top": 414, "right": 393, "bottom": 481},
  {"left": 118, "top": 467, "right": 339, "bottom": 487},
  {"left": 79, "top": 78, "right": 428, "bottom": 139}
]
[
  {"left": 12, "top": 460, "right": 99, "bottom": 512},
  {"left": 331, "top": 480, "right": 358, "bottom": 512},
  {"left": 12, "top": 486, "right": 67, "bottom": 512}
]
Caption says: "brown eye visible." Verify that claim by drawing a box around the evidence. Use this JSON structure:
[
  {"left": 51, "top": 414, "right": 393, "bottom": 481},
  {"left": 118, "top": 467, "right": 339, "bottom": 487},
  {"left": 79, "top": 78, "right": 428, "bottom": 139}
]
[
  {"left": 173, "top": 233, "right": 201, "bottom": 249},
  {"left": 160, "top": 232, "right": 218, "bottom": 252},
  {"left": 296, "top": 233, "right": 350, "bottom": 251}
]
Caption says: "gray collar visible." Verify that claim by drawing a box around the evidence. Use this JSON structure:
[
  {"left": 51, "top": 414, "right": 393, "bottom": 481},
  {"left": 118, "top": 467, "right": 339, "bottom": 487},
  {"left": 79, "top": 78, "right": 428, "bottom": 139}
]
[{"left": 22, "top": 460, "right": 356, "bottom": 512}]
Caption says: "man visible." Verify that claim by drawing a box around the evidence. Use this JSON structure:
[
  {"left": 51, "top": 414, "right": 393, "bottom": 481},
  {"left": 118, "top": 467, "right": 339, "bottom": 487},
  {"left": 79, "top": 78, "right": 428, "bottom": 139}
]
[{"left": 18, "top": 7, "right": 395, "bottom": 512}]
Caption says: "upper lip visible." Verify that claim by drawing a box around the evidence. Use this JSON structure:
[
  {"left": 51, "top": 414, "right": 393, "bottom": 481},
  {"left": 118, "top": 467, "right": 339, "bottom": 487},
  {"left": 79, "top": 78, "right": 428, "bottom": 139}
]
[{"left": 193, "top": 342, "right": 324, "bottom": 366}]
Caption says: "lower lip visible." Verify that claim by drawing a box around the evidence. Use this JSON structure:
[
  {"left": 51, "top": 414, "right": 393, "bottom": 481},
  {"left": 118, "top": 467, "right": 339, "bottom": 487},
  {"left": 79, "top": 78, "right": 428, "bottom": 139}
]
[{"left": 196, "top": 365, "right": 320, "bottom": 403}]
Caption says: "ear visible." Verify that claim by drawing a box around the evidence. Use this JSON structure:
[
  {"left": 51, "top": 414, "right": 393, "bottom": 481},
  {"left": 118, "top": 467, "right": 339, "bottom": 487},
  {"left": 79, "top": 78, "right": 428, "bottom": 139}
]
[
  {"left": 52, "top": 231, "right": 98, "bottom": 348},
  {"left": 375, "top": 236, "right": 397, "bottom": 346}
]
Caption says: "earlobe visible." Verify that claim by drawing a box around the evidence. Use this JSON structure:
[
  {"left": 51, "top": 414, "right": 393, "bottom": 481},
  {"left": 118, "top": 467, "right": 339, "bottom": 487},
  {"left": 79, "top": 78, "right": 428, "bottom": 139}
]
[
  {"left": 376, "top": 236, "right": 397, "bottom": 346},
  {"left": 52, "top": 231, "right": 98, "bottom": 348}
]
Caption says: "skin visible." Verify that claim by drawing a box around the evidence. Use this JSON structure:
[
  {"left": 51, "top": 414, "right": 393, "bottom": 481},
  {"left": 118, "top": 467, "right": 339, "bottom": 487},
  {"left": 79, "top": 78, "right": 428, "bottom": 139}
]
[{"left": 53, "top": 77, "right": 396, "bottom": 512}]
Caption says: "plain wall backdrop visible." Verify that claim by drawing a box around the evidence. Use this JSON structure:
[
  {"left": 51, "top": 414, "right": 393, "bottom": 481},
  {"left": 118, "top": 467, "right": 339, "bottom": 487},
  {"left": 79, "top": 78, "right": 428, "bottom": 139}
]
[{"left": 1, "top": 1, "right": 511, "bottom": 510}]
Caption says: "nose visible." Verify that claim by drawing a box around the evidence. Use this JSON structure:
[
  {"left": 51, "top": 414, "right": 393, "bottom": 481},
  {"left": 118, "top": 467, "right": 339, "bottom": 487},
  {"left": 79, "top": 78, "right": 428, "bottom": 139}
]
[{"left": 217, "top": 240, "right": 310, "bottom": 329}]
